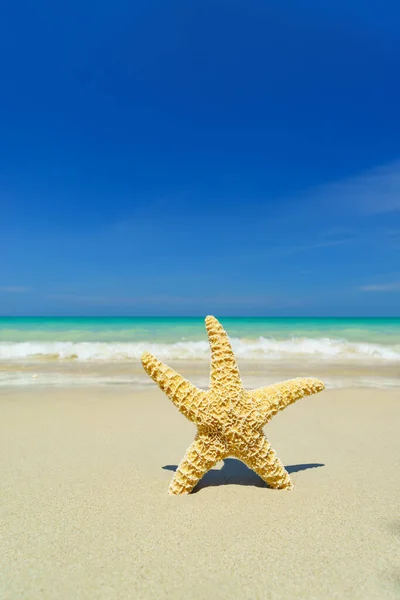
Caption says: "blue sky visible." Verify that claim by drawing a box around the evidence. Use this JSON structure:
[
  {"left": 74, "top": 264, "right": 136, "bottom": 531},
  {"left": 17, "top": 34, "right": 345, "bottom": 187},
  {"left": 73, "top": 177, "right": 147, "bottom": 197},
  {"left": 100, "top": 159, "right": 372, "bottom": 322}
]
[{"left": 1, "top": 0, "right": 400, "bottom": 316}]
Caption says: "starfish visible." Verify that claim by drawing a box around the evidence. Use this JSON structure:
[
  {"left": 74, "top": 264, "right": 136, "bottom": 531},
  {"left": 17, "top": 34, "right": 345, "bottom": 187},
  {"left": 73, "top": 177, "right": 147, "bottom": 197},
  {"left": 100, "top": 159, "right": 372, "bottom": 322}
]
[{"left": 141, "top": 316, "right": 325, "bottom": 495}]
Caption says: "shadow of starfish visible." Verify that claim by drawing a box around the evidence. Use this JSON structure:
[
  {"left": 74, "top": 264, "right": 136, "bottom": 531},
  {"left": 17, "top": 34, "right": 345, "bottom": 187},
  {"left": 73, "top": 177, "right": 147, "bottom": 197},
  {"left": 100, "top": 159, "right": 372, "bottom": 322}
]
[{"left": 163, "top": 459, "right": 324, "bottom": 492}]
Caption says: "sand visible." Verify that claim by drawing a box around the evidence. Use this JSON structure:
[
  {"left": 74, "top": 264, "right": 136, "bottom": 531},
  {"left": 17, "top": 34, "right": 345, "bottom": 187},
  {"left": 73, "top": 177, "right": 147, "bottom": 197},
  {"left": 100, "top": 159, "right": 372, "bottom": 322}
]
[{"left": 1, "top": 386, "right": 400, "bottom": 599}]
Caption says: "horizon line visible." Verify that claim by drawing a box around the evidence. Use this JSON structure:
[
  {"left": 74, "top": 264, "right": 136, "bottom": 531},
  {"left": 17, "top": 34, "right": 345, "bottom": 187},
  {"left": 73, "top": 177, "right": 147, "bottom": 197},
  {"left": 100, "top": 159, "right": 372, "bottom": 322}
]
[{"left": 1, "top": 315, "right": 400, "bottom": 319}]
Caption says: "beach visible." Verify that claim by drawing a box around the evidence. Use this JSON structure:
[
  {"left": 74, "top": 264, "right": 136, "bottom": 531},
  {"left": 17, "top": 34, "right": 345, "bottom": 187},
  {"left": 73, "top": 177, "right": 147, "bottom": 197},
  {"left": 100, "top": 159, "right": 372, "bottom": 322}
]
[
  {"left": 4, "top": 1, "right": 400, "bottom": 596},
  {"left": 1, "top": 317, "right": 400, "bottom": 390},
  {"left": 1, "top": 384, "right": 399, "bottom": 599}
]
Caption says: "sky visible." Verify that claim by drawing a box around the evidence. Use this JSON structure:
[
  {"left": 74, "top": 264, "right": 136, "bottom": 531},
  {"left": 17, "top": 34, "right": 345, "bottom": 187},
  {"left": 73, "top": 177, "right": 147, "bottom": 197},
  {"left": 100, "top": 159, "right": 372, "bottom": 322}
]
[{"left": 1, "top": 0, "right": 400, "bottom": 316}]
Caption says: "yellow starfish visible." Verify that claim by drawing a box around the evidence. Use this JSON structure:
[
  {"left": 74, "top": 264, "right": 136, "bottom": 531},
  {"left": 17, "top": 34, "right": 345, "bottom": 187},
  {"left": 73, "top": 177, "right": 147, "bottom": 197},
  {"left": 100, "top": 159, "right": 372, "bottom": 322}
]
[{"left": 141, "top": 316, "right": 325, "bottom": 495}]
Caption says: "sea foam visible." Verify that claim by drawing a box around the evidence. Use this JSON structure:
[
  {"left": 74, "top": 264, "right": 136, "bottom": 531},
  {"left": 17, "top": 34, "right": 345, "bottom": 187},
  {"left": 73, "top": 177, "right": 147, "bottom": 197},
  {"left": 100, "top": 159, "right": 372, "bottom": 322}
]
[{"left": 0, "top": 336, "right": 399, "bottom": 362}]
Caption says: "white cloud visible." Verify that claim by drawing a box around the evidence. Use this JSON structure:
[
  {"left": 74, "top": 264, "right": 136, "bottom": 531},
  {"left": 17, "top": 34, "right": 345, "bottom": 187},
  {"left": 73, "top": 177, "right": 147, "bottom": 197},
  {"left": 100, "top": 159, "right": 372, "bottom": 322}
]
[
  {"left": 308, "top": 160, "right": 400, "bottom": 214},
  {"left": 0, "top": 286, "right": 29, "bottom": 293},
  {"left": 46, "top": 292, "right": 306, "bottom": 309},
  {"left": 360, "top": 282, "right": 400, "bottom": 292},
  {"left": 274, "top": 237, "right": 351, "bottom": 256},
  {"left": 47, "top": 293, "right": 272, "bottom": 307},
  {"left": 47, "top": 294, "right": 186, "bottom": 306}
]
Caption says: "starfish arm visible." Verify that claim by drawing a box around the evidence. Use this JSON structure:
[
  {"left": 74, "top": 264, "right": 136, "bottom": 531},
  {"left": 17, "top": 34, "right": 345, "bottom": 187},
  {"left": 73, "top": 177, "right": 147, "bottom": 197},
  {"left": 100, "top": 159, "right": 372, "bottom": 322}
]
[
  {"left": 239, "top": 433, "right": 293, "bottom": 490},
  {"left": 141, "top": 352, "right": 208, "bottom": 425},
  {"left": 168, "top": 433, "right": 227, "bottom": 495},
  {"left": 205, "top": 315, "right": 242, "bottom": 394},
  {"left": 250, "top": 377, "right": 325, "bottom": 423}
]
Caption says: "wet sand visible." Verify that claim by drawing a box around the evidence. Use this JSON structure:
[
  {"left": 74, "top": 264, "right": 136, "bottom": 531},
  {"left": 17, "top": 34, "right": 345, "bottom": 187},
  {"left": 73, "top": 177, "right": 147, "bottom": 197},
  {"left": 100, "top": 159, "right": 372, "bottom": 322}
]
[{"left": 2, "top": 357, "right": 400, "bottom": 390}]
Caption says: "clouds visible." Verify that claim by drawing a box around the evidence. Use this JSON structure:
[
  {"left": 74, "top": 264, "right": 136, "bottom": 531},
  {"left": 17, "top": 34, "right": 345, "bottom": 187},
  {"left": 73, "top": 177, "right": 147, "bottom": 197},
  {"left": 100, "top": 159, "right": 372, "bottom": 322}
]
[
  {"left": 360, "top": 282, "right": 400, "bottom": 292},
  {"left": 273, "top": 237, "right": 353, "bottom": 257},
  {"left": 0, "top": 286, "right": 29, "bottom": 293},
  {"left": 307, "top": 160, "right": 400, "bottom": 214},
  {"left": 1, "top": 157, "right": 400, "bottom": 315},
  {"left": 45, "top": 292, "right": 297, "bottom": 310}
]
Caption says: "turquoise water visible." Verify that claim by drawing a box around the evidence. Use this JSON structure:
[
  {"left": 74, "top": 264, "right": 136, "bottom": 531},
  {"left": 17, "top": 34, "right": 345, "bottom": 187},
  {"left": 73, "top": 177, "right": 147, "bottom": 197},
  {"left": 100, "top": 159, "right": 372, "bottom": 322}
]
[
  {"left": 1, "top": 316, "right": 400, "bottom": 343},
  {"left": 1, "top": 316, "right": 400, "bottom": 363},
  {"left": 1, "top": 317, "right": 400, "bottom": 388}
]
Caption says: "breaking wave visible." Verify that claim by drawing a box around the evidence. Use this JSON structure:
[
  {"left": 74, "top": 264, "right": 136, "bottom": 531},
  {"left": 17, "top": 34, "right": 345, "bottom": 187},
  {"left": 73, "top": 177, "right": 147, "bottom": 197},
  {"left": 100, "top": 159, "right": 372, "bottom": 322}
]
[{"left": 0, "top": 337, "right": 400, "bottom": 362}]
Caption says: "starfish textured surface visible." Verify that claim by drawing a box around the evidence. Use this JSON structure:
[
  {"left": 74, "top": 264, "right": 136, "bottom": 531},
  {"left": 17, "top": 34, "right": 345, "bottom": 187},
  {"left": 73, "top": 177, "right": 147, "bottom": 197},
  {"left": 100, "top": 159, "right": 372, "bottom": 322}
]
[{"left": 141, "top": 316, "right": 325, "bottom": 495}]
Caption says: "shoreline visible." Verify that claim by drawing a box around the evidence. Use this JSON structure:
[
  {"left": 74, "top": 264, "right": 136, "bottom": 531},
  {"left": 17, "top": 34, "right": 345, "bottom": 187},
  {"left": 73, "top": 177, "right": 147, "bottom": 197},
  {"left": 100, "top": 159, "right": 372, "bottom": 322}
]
[{"left": 1, "top": 358, "right": 400, "bottom": 390}]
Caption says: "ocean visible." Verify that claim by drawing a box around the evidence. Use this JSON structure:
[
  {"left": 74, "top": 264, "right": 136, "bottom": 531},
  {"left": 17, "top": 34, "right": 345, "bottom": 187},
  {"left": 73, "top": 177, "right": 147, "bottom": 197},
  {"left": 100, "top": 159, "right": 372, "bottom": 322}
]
[{"left": 1, "top": 317, "right": 400, "bottom": 389}]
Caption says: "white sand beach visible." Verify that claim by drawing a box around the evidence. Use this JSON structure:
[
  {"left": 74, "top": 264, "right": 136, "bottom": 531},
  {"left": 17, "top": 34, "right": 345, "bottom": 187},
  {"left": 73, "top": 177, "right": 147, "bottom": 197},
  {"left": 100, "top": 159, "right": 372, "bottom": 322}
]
[{"left": 1, "top": 386, "right": 399, "bottom": 599}]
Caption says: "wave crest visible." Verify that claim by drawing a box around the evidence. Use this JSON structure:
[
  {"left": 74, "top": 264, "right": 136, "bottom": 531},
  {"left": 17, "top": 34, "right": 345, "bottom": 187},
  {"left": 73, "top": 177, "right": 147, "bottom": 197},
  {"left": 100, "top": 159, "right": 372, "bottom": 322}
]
[{"left": 0, "top": 336, "right": 399, "bottom": 362}]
